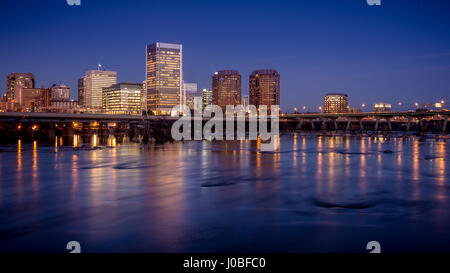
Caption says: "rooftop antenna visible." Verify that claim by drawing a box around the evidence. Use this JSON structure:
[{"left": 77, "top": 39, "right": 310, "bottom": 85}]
[{"left": 97, "top": 64, "right": 105, "bottom": 71}]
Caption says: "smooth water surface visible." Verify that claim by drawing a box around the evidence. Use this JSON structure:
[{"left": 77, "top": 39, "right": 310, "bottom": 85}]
[{"left": 0, "top": 135, "right": 449, "bottom": 252}]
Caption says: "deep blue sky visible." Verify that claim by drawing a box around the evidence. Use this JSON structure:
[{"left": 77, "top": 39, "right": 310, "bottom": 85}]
[{"left": 1, "top": 0, "right": 449, "bottom": 112}]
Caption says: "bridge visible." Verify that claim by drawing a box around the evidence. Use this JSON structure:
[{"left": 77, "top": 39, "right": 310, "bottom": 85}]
[
  {"left": 281, "top": 111, "right": 450, "bottom": 133},
  {"left": 0, "top": 110, "right": 449, "bottom": 144}
]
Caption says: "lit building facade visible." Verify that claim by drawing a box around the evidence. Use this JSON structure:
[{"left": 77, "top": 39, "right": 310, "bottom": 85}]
[
  {"left": 183, "top": 82, "right": 197, "bottom": 110},
  {"left": 6, "top": 72, "right": 35, "bottom": 104},
  {"left": 50, "top": 84, "right": 71, "bottom": 101},
  {"left": 78, "top": 77, "right": 86, "bottom": 106},
  {"left": 102, "top": 83, "right": 142, "bottom": 115},
  {"left": 249, "top": 69, "right": 280, "bottom": 113},
  {"left": 146, "top": 42, "right": 183, "bottom": 115},
  {"left": 323, "top": 93, "right": 349, "bottom": 113},
  {"left": 21, "top": 87, "right": 50, "bottom": 112},
  {"left": 141, "top": 80, "right": 147, "bottom": 112},
  {"left": 83, "top": 70, "right": 117, "bottom": 109},
  {"left": 201, "top": 88, "right": 212, "bottom": 109},
  {"left": 374, "top": 103, "right": 392, "bottom": 113},
  {"left": 212, "top": 70, "right": 241, "bottom": 111}
]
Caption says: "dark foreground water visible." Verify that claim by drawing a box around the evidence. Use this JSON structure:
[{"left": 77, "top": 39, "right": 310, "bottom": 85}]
[{"left": 0, "top": 134, "right": 449, "bottom": 253}]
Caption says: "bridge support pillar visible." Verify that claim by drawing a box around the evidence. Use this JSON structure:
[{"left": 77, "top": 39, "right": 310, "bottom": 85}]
[
  {"left": 407, "top": 117, "right": 412, "bottom": 132},
  {"left": 359, "top": 119, "right": 364, "bottom": 132},
  {"left": 375, "top": 118, "right": 380, "bottom": 131},
  {"left": 387, "top": 118, "right": 392, "bottom": 131},
  {"left": 310, "top": 120, "right": 315, "bottom": 131},
  {"left": 443, "top": 117, "right": 448, "bottom": 133},
  {"left": 346, "top": 119, "right": 351, "bottom": 131}
]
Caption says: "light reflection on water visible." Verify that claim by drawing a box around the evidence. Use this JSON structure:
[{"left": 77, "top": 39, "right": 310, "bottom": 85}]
[{"left": 0, "top": 134, "right": 449, "bottom": 253}]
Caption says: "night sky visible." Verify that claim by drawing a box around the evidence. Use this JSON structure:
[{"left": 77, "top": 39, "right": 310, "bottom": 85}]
[{"left": 1, "top": 0, "right": 449, "bottom": 112}]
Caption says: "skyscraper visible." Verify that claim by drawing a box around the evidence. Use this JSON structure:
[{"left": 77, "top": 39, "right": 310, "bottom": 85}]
[
  {"left": 141, "top": 80, "right": 147, "bottom": 112},
  {"left": 146, "top": 42, "right": 183, "bottom": 115},
  {"left": 82, "top": 70, "right": 117, "bottom": 109},
  {"left": 249, "top": 69, "right": 280, "bottom": 113},
  {"left": 201, "top": 88, "right": 212, "bottom": 109},
  {"left": 77, "top": 77, "right": 86, "bottom": 106},
  {"left": 323, "top": 93, "right": 349, "bottom": 113},
  {"left": 183, "top": 82, "right": 197, "bottom": 110},
  {"left": 212, "top": 70, "right": 241, "bottom": 111},
  {"left": 6, "top": 73, "right": 35, "bottom": 104},
  {"left": 102, "top": 83, "right": 142, "bottom": 115}
]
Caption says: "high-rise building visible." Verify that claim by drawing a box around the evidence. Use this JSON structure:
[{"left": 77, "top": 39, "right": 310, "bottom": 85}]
[
  {"left": 83, "top": 70, "right": 117, "bottom": 109},
  {"left": 78, "top": 77, "right": 86, "bottom": 106},
  {"left": 323, "top": 93, "right": 349, "bottom": 113},
  {"left": 146, "top": 42, "right": 183, "bottom": 115},
  {"left": 201, "top": 88, "right": 212, "bottom": 109},
  {"left": 249, "top": 69, "right": 280, "bottom": 113},
  {"left": 141, "top": 80, "right": 147, "bottom": 112},
  {"left": 183, "top": 82, "right": 197, "bottom": 110},
  {"left": 6, "top": 73, "right": 35, "bottom": 104},
  {"left": 50, "top": 84, "right": 71, "bottom": 101},
  {"left": 102, "top": 83, "right": 142, "bottom": 115},
  {"left": 212, "top": 70, "right": 241, "bottom": 111}
]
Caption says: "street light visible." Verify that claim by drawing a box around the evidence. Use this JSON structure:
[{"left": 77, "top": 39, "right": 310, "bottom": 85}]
[
  {"left": 318, "top": 106, "right": 323, "bottom": 112},
  {"left": 414, "top": 102, "right": 419, "bottom": 109}
]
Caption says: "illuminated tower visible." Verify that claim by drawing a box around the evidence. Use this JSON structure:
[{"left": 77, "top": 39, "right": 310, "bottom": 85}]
[
  {"left": 212, "top": 70, "right": 241, "bottom": 111},
  {"left": 249, "top": 69, "right": 280, "bottom": 113},
  {"left": 146, "top": 42, "right": 183, "bottom": 115}
]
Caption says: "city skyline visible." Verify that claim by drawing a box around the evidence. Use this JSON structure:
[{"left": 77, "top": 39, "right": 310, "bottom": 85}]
[{"left": 0, "top": 0, "right": 449, "bottom": 111}]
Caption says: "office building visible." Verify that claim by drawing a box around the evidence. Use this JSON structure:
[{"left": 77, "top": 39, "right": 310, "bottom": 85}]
[
  {"left": 50, "top": 84, "right": 71, "bottom": 101},
  {"left": 146, "top": 42, "right": 183, "bottom": 115},
  {"left": 102, "top": 83, "right": 142, "bottom": 115},
  {"left": 78, "top": 77, "right": 86, "bottom": 106},
  {"left": 82, "top": 70, "right": 117, "bottom": 109},
  {"left": 374, "top": 103, "right": 392, "bottom": 113},
  {"left": 21, "top": 87, "right": 50, "bottom": 112},
  {"left": 201, "top": 88, "right": 212, "bottom": 109},
  {"left": 141, "top": 80, "right": 147, "bottom": 112},
  {"left": 183, "top": 82, "right": 197, "bottom": 110},
  {"left": 323, "top": 93, "right": 349, "bottom": 113},
  {"left": 6, "top": 72, "right": 35, "bottom": 104},
  {"left": 249, "top": 69, "right": 280, "bottom": 113},
  {"left": 212, "top": 70, "right": 241, "bottom": 111}
]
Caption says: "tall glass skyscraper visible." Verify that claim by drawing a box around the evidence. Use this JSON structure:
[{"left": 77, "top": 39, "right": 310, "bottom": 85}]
[
  {"left": 212, "top": 70, "right": 241, "bottom": 111},
  {"left": 146, "top": 42, "right": 183, "bottom": 115},
  {"left": 249, "top": 69, "right": 280, "bottom": 113}
]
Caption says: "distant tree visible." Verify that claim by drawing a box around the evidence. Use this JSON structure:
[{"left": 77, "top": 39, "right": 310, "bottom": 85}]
[
  {"left": 147, "top": 110, "right": 155, "bottom": 116},
  {"left": 142, "top": 110, "right": 147, "bottom": 116}
]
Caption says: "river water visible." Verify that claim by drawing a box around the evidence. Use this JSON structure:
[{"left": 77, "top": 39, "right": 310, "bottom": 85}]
[{"left": 0, "top": 134, "right": 449, "bottom": 253}]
